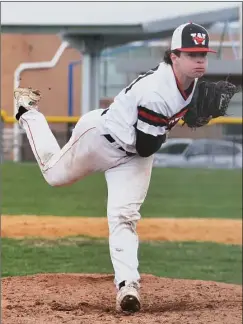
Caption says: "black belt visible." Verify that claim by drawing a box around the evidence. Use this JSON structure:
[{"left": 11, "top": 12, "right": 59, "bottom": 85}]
[{"left": 101, "top": 109, "right": 136, "bottom": 157}]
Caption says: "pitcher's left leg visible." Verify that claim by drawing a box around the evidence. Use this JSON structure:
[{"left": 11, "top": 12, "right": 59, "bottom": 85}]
[{"left": 105, "top": 154, "right": 154, "bottom": 312}]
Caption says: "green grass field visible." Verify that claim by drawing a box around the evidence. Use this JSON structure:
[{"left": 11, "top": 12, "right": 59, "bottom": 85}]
[
  {"left": 2, "top": 237, "right": 242, "bottom": 284},
  {"left": 2, "top": 162, "right": 242, "bottom": 218},
  {"left": 2, "top": 162, "right": 242, "bottom": 284}
]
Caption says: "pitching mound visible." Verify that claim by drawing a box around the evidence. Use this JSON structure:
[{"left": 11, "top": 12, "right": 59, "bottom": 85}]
[{"left": 2, "top": 274, "right": 242, "bottom": 324}]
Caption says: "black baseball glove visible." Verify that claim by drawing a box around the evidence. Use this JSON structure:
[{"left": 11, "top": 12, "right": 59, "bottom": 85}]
[{"left": 182, "top": 80, "right": 241, "bottom": 128}]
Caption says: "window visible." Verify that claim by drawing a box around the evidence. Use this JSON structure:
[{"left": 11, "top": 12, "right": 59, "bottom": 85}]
[
  {"left": 185, "top": 141, "right": 242, "bottom": 158},
  {"left": 184, "top": 142, "right": 207, "bottom": 157},
  {"left": 100, "top": 57, "right": 126, "bottom": 97},
  {"left": 158, "top": 143, "right": 189, "bottom": 155},
  {"left": 211, "top": 143, "right": 241, "bottom": 156}
]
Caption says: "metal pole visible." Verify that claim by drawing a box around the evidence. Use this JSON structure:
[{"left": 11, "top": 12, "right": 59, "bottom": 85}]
[
  {"left": 0, "top": 115, "right": 3, "bottom": 163},
  {"left": 67, "top": 60, "right": 82, "bottom": 139},
  {"left": 67, "top": 64, "right": 74, "bottom": 140},
  {"left": 81, "top": 53, "right": 91, "bottom": 115},
  {"left": 217, "top": 21, "right": 228, "bottom": 59},
  {"left": 68, "top": 60, "right": 82, "bottom": 116},
  {"left": 103, "top": 56, "right": 108, "bottom": 97},
  {"left": 239, "top": 3, "right": 242, "bottom": 59},
  {"left": 90, "top": 52, "right": 100, "bottom": 110},
  {"left": 68, "top": 64, "right": 74, "bottom": 117}
]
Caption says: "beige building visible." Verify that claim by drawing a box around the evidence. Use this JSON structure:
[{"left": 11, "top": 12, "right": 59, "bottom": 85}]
[{"left": 1, "top": 34, "right": 82, "bottom": 118}]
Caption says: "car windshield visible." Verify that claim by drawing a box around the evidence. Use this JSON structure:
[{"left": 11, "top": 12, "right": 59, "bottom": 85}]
[{"left": 211, "top": 143, "right": 241, "bottom": 156}]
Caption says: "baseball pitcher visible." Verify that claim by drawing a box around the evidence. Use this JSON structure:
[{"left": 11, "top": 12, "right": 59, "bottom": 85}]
[{"left": 14, "top": 23, "right": 239, "bottom": 313}]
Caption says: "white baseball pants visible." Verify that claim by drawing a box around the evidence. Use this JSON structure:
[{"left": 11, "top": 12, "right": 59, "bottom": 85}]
[{"left": 19, "top": 108, "right": 154, "bottom": 287}]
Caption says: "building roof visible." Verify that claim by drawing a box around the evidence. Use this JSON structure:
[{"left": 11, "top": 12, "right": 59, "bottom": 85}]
[{"left": 2, "top": 2, "right": 240, "bottom": 52}]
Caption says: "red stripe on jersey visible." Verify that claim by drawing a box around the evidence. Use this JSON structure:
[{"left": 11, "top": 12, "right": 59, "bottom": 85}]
[
  {"left": 174, "top": 108, "right": 188, "bottom": 119},
  {"left": 138, "top": 109, "right": 168, "bottom": 125}
]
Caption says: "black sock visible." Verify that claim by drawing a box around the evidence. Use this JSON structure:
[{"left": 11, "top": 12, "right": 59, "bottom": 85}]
[
  {"left": 119, "top": 281, "right": 126, "bottom": 290},
  {"left": 15, "top": 106, "right": 28, "bottom": 120}
]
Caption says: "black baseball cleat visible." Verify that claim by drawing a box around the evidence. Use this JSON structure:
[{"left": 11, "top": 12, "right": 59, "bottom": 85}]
[{"left": 116, "top": 281, "right": 141, "bottom": 313}]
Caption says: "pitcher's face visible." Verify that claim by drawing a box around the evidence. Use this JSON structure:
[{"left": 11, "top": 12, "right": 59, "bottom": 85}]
[{"left": 172, "top": 52, "right": 208, "bottom": 78}]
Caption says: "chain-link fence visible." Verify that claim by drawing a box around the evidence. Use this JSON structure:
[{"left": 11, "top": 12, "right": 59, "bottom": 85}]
[
  {"left": 1, "top": 122, "right": 70, "bottom": 162},
  {"left": 1, "top": 117, "right": 242, "bottom": 169}
]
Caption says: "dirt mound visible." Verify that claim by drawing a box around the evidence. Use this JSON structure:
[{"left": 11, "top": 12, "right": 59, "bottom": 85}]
[{"left": 2, "top": 274, "right": 242, "bottom": 324}]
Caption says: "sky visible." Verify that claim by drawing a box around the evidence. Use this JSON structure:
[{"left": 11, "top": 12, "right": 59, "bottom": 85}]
[{"left": 1, "top": 1, "right": 241, "bottom": 26}]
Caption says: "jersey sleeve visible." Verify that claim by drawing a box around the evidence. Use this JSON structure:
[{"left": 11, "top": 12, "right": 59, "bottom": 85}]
[{"left": 136, "top": 93, "right": 169, "bottom": 137}]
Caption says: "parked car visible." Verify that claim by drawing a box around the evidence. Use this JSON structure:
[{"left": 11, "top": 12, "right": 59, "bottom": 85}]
[{"left": 153, "top": 138, "right": 242, "bottom": 169}]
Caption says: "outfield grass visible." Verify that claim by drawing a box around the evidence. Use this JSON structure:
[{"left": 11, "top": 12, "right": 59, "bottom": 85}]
[
  {"left": 2, "top": 237, "right": 242, "bottom": 284},
  {"left": 2, "top": 162, "right": 242, "bottom": 218}
]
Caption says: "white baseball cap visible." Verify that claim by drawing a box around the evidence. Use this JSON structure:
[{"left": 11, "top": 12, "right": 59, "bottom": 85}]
[{"left": 171, "top": 22, "right": 217, "bottom": 53}]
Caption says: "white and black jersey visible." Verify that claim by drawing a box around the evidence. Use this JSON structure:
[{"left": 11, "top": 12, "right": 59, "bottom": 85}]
[{"left": 99, "top": 62, "right": 197, "bottom": 156}]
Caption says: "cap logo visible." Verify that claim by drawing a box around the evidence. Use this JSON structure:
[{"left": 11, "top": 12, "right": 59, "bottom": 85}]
[{"left": 190, "top": 33, "right": 206, "bottom": 45}]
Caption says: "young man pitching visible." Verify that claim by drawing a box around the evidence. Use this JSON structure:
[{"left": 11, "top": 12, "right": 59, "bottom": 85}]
[{"left": 14, "top": 22, "right": 238, "bottom": 313}]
